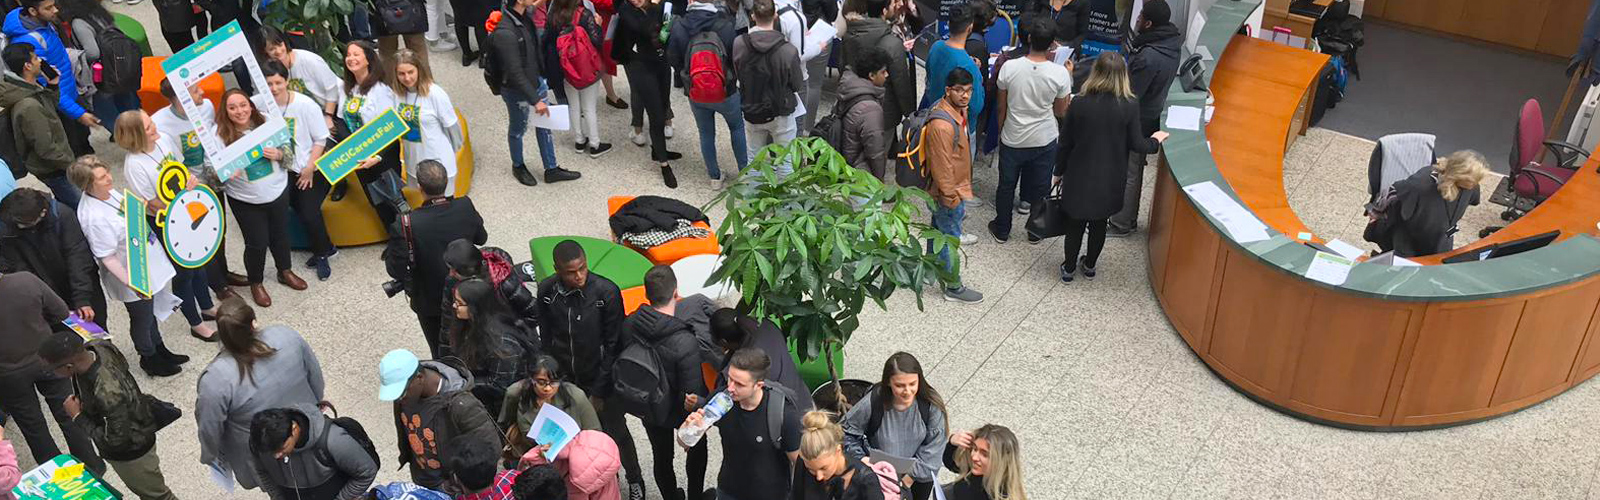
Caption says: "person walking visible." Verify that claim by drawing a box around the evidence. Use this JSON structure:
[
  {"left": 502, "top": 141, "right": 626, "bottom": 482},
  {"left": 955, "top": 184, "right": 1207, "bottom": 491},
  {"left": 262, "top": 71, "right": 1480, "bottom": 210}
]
[
  {"left": 196, "top": 298, "right": 327, "bottom": 491},
  {"left": 988, "top": 21, "right": 1071, "bottom": 244},
  {"left": 262, "top": 61, "right": 337, "bottom": 281},
  {"left": 1105, "top": 0, "right": 1181, "bottom": 237},
  {"left": 732, "top": 0, "right": 804, "bottom": 177},
  {"left": 67, "top": 156, "right": 191, "bottom": 377},
  {"left": 613, "top": 0, "right": 684, "bottom": 187},
  {"left": 0, "top": 188, "right": 107, "bottom": 331},
  {"left": 394, "top": 51, "right": 465, "bottom": 192},
  {"left": 0, "top": 271, "right": 105, "bottom": 474},
  {"left": 667, "top": 0, "right": 747, "bottom": 187},
  {"left": 248, "top": 405, "right": 380, "bottom": 500},
  {"left": 923, "top": 68, "right": 983, "bottom": 304},
  {"left": 382, "top": 161, "right": 488, "bottom": 357},
  {"left": 1054, "top": 52, "right": 1166, "bottom": 283},
  {"left": 40, "top": 331, "right": 180, "bottom": 500},
  {"left": 488, "top": 0, "right": 582, "bottom": 186},
  {"left": 841, "top": 353, "right": 948, "bottom": 500},
  {"left": 215, "top": 90, "right": 311, "bottom": 305}
]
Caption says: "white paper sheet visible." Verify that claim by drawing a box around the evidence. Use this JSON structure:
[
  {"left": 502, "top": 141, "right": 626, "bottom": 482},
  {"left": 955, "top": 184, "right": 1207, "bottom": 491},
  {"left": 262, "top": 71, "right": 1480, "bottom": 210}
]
[
  {"left": 1297, "top": 232, "right": 1314, "bottom": 241},
  {"left": 1166, "top": 106, "right": 1203, "bottom": 131},
  {"left": 1306, "top": 251, "right": 1355, "bottom": 285},
  {"left": 208, "top": 463, "right": 236, "bottom": 493},
  {"left": 528, "top": 403, "right": 582, "bottom": 460},
  {"left": 807, "top": 18, "right": 837, "bottom": 56},
  {"left": 1182, "top": 181, "right": 1272, "bottom": 243},
  {"left": 1325, "top": 239, "right": 1365, "bottom": 260},
  {"left": 530, "top": 104, "right": 571, "bottom": 131},
  {"left": 1204, "top": 105, "right": 1215, "bottom": 122},
  {"left": 1052, "top": 46, "right": 1075, "bottom": 66},
  {"left": 1392, "top": 257, "right": 1421, "bottom": 267},
  {"left": 791, "top": 93, "right": 807, "bottom": 119}
]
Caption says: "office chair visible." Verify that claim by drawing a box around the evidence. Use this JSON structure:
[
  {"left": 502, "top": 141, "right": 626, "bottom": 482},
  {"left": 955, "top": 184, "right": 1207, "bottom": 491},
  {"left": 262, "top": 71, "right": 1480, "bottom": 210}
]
[
  {"left": 1479, "top": 99, "right": 1589, "bottom": 237},
  {"left": 1366, "top": 133, "right": 1436, "bottom": 206}
]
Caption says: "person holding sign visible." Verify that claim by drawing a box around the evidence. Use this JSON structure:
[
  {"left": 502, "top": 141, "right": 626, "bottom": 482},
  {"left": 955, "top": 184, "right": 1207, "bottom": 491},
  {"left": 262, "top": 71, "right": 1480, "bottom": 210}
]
[
  {"left": 393, "top": 51, "right": 465, "bottom": 190},
  {"left": 67, "top": 157, "right": 189, "bottom": 377},
  {"left": 263, "top": 62, "right": 338, "bottom": 282},
  {"left": 215, "top": 89, "right": 311, "bottom": 307},
  {"left": 334, "top": 41, "right": 408, "bottom": 230},
  {"left": 113, "top": 110, "right": 219, "bottom": 341}
]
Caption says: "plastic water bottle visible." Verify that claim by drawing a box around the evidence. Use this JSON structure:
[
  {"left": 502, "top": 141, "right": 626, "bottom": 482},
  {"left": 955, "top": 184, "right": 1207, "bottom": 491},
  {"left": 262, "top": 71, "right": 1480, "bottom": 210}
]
[{"left": 677, "top": 392, "right": 733, "bottom": 447}]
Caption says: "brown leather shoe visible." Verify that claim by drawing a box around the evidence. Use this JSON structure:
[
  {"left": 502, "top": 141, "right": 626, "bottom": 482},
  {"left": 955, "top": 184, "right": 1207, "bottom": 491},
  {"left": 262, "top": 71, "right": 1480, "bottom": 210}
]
[
  {"left": 250, "top": 284, "right": 272, "bottom": 307},
  {"left": 226, "top": 272, "right": 250, "bottom": 287},
  {"left": 214, "top": 286, "right": 239, "bottom": 302},
  {"left": 278, "top": 270, "right": 308, "bottom": 291}
]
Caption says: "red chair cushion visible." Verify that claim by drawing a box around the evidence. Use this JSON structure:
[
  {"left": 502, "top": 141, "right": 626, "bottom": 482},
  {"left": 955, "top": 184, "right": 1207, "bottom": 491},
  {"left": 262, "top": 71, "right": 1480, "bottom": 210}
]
[{"left": 1512, "top": 164, "right": 1575, "bottom": 200}]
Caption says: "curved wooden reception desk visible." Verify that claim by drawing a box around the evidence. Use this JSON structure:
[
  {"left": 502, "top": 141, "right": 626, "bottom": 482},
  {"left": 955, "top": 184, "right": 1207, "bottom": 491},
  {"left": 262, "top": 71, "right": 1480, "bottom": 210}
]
[{"left": 1152, "top": 0, "right": 1600, "bottom": 430}]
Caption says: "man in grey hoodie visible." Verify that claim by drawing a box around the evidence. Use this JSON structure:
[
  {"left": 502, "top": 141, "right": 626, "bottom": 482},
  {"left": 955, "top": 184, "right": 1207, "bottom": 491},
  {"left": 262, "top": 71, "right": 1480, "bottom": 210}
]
[
  {"left": 249, "top": 406, "right": 379, "bottom": 500},
  {"left": 732, "top": 0, "right": 805, "bottom": 177},
  {"left": 841, "top": 0, "right": 914, "bottom": 151},
  {"left": 377, "top": 349, "right": 501, "bottom": 493}
]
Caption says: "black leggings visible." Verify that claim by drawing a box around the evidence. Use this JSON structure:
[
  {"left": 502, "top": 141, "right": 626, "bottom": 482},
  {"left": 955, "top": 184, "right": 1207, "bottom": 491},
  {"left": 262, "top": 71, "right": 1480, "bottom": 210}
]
[
  {"left": 229, "top": 186, "right": 293, "bottom": 283},
  {"left": 1063, "top": 218, "right": 1108, "bottom": 269},
  {"left": 625, "top": 60, "right": 673, "bottom": 162},
  {"left": 289, "top": 169, "right": 335, "bottom": 257},
  {"left": 160, "top": 11, "right": 209, "bottom": 53},
  {"left": 644, "top": 424, "right": 707, "bottom": 499}
]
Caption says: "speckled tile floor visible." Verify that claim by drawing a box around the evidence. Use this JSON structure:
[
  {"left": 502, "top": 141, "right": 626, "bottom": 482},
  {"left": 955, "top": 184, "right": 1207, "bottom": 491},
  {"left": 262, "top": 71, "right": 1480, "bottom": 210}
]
[{"left": 7, "top": 6, "right": 1599, "bottom": 499}]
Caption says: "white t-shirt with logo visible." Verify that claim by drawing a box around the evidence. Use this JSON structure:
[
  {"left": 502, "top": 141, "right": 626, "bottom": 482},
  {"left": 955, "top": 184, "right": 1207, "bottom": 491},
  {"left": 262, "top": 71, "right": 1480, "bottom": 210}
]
[
  {"left": 123, "top": 133, "right": 183, "bottom": 203},
  {"left": 287, "top": 49, "right": 343, "bottom": 109},
  {"left": 151, "top": 101, "right": 217, "bottom": 172},
  {"left": 397, "top": 83, "right": 459, "bottom": 178},
  {"left": 221, "top": 125, "right": 289, "bottom": 205},
  {"left": 77, "top": 194, "right": 177, "bottom": 303},
  {"left": 997, "top": 57, "right": 1074, "bottom": 148},
  {"left": 279, "top": 92, "right": 332, "bottom": 174},
  {"left": 339, "top": 82, "right": 399, "bottom": 132}
]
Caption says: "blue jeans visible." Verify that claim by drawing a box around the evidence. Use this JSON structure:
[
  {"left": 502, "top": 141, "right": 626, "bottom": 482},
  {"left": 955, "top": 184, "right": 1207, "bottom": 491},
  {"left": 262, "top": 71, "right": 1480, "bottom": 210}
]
[
  {"left": 991, "top": 140, "right": 1057, "bottom": 236},
  {"left": 502, "top": 86, "right": 559, "bottom": 171},
  {"left": 91, "top": 92, "right": 141, "bottom": 135},
  {"left": 929, "top": 200, "right": 965, "bottom": 288},
  {"left": 171, "top": 267, "right": 213, "bottom": 327},
  {"left": 38, "top": 172, "right": 81, "bottom": 209},
  {"left": 689, "top": 92, "right": 749, "bottom": 179}
]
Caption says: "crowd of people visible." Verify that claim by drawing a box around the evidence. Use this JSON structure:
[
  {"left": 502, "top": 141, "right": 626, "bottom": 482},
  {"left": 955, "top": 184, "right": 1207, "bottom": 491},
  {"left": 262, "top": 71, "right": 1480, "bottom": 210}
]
[{"left": 0, "top": 0, "right": 1215, "bottom": 496}]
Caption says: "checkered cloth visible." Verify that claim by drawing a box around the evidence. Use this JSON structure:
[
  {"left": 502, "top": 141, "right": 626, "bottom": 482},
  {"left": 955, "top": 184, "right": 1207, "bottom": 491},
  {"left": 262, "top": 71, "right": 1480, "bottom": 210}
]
[{"left": 619, "top": 219, "right": 711, "bottom": 249}]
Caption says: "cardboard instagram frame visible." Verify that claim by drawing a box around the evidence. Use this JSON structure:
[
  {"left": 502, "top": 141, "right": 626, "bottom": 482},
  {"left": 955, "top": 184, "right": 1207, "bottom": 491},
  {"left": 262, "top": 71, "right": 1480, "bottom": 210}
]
[{"left": 160, "top": 20, "right": 290, "bottom": 180}]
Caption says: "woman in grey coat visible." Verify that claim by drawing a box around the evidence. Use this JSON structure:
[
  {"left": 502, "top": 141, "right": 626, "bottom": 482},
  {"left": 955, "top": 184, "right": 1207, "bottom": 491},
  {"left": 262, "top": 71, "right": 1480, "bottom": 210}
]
[{"left": 196, "top": 298, "right": 326, "bottom": 489}]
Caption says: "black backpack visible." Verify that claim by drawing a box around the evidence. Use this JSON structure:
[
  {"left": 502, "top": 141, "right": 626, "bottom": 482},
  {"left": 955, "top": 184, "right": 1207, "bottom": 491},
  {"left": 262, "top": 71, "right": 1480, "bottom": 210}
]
[
  {"left": 370, "top": 0, "right": 427, "bottom": 35},
  {"left": 811, "top": 93, "right": 871, "bottom": 154},
  {"left": 864, "top": 386, "right": 934, "bottom": 441},
  {"left": 736, "top": 36, "right": 797, "bottom": 125},
  {"left": 761, "top": 380, "right": 802, "bottom": 451},
  {"left": 313, "top": 415, "right": 382, "bottom": 472},
  {"left": 612, "top": 335, "right": 675, "bottom": 426},
  {"left": 892, "top": 107, "right": 959, "bottom": 190},
  {"left": 87, "top": 16, "right": 142, "bottom": 94},
  {"left": 0, "top": 108, "right": 23, "bottom": 180}
]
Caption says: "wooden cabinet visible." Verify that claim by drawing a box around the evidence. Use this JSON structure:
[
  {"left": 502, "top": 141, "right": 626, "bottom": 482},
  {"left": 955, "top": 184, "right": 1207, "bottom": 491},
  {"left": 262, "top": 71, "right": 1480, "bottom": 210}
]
[{"left": 1362, "top": 0, "right": 1589, "bottom": 57}]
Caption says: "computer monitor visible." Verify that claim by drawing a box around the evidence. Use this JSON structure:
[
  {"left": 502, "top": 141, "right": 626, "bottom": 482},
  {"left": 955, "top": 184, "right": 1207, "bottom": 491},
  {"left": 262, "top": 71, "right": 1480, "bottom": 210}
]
[
  {"left": 1488, "top": 230, "right": 1561, "bottom": 259},
  {"left": 1441, "top": 245, "right": 1498, "bottom": 264}
]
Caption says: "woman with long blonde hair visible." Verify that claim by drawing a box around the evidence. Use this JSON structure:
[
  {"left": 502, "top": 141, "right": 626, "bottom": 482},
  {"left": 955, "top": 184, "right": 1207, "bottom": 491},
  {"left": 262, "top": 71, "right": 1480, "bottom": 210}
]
[
  {"left": 392, "top": 50, "right": 465, "bottom": 190},
  {"left": 1388, "top": 150, "right": 1490, "bottom": 257},
  {"left": 944, "top": 424, "right": 1027, "bottom": 500},
  {"left": 795, "top": 410, "right": 899, "bottom": 499}
]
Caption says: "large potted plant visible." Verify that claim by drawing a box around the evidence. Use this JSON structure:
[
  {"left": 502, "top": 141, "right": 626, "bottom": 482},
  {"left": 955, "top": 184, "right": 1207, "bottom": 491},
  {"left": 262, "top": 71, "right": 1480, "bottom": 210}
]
[{"left": 707, "top": 137, "right": 957, "bottom": 411}]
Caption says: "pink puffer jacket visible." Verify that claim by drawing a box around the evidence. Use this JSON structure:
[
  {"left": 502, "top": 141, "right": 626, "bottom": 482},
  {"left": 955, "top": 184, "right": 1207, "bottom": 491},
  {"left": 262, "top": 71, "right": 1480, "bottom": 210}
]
[
  {"left": 869, "top": 461, "right": 902, "bottom": 500},
  {"left": 522, "top": 430, "right": 621, "bottom": 500},
  {"left": 0, "top": 440, "right": 19, "bottom": 500}
]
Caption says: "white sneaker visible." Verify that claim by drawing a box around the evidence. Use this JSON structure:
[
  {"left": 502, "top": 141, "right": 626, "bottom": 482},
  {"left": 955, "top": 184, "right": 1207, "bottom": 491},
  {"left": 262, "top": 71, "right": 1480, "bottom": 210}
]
[
  {"left": 709, "top": 177, "right": 724, "bottom": 190},
  {"left": 630, "top": 131, "right": 648, "bottom": 147},
  {"left": 110, "top": 0, "right": 124, "bottom": 4},
  {"left": 664, "top": 125, "right": 675, "bottom": 139},
  {"left": 429, "top": 39, "right": 458, "bottom": 52},
  {"left": 959, "top": 233, "right": 978, "bottom": 246},
  {"left": 966, "top": 196, "right": 985, "bottom": 208}
]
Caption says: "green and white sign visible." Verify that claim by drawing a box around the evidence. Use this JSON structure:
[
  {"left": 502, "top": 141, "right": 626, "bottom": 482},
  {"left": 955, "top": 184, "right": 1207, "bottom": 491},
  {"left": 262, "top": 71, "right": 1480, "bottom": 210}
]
[
  {"left": 124, "top": 190, "right": 151, "bottom": 296},
  {"left": 163, "top": 185, "right": 225, "bottom": 269},
  {"left": 12, "top": 454, "right": 119, "bottom": 500},
  {"left": 317, "top": 108, "right": 411, "bottom": 185},
  {"left": 161, "top": 20, "right": 289, "bottom": 180}
]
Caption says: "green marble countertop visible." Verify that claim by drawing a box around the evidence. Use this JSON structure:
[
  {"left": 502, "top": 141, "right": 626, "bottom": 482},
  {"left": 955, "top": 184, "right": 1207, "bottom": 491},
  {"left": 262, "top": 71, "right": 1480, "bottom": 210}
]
[{"left": 1160, "top": 0, "right": 1600, "bottom": 302}]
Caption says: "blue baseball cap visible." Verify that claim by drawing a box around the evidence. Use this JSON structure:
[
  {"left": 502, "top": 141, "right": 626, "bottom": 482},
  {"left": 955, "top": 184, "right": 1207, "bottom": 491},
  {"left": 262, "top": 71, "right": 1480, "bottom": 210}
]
[{"left": 378, "top": 349, "right": 420, "bottom": 402}]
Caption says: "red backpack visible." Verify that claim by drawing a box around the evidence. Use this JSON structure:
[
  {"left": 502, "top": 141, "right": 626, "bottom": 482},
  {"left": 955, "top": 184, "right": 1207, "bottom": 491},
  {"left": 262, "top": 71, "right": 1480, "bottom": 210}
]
[
  {"left": 556, "top": 9, "right": 602, "bottom": 89},
  {"left": 684, "top": 29, "right": 733, "bottom": 104}
]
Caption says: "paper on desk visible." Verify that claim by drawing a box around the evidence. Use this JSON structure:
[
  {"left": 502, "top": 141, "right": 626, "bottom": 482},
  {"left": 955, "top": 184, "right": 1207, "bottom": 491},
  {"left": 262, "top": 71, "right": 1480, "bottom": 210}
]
[
  {"left": 1391, "top": 256, "right": 1421, "bottom": 267},
  {"left": 1325, "top": 239, "right": 1365, "bottom": 260},
  {"left": 1204, "top": 106, "right": 1215, "bottom": 122},
  {"left": 1052, "top": 46, "right": 1074, "bottom": 65},
  {"left": 1166, "top": 106, "right": 1203, "bottom": 131},
  {"left": 1306, "top": 251, "right": 1354, "bottom": 286},
  {"left": 1182, "top": 181, "right": 1271, "bottom": 243},
  {"left": 528, "top": 403, "right": 581, "bottom": 460},
  {"left": 530, "top": 105, "right": 571, "bottom": 131},
  {"left": 1196, "top": 45, "right": 1214, "bottom": 61}
]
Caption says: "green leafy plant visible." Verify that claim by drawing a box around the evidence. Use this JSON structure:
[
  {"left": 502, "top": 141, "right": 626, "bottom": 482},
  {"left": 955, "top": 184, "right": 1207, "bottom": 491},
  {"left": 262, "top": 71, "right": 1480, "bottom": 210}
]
[
  {"left": 707, "top": 137, "right": 957, "bottom": 408},
  {"left": 260, "top": 0, "right": 356, "bottom": 76}
]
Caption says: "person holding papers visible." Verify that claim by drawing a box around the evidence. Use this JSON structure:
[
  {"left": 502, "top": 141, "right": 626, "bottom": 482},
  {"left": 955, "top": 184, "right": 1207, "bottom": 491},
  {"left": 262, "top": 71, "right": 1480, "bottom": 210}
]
[
  {"left": 263, "top": 62, "right": 337, "bottom": 282},
  {"left": 215, "top": 89, "right": 310, "bottom": 307},
  {"left": 841, "top": 352, "right": 948, "bottom": 500},
  {"left": 498, "top": 355, "right": 602, "bottom": 462},
  {"left": 67, "top": 157, "right": 187, "bottom": 377},
  {"left": 393, "top": 51, "right": 465, "bottom": 191},
  {"left": 335, "top": 41, "right": 407, "bottom": 229},
  {"left": 1052, "top": 53, "right": 1167, "bottom": 284}
]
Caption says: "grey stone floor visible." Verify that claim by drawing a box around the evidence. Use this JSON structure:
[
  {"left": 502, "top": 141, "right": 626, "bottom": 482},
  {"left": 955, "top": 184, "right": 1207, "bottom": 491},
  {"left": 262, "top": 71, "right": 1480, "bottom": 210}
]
[{"left": 6, "top": 5, "right": 1599, "bottom": 499}]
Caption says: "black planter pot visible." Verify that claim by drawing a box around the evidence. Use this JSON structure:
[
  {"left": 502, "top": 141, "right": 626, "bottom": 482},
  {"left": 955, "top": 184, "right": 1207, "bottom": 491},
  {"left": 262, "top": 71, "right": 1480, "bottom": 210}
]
[{"left": 811, "top": 379, "right": 874, "bottom": 414}]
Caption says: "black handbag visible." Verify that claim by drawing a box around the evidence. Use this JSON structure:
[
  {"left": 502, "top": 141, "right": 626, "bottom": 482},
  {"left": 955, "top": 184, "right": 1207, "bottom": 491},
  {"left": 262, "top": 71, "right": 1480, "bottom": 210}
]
[
  {"left": 371, "top": 0, "right": 427, "bottom": 35},
  {"left": 1025, "top": 184, "right": 1068, "bottom": 239},
  {"left": 149, "top": 396, "right": 182, "bottom": 431}
]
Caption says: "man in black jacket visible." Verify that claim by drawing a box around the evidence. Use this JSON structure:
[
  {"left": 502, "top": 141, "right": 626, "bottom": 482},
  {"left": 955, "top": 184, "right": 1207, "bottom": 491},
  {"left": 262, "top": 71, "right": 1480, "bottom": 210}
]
[
  {"left": 533, "top": 239, "right": 643, "bottom": 498},
  {"left": 1107, "top": 0, "right": 1180, "bottom": 237},
  {"left": 0, "top": 187, "right": 106, "bottom": 330},
  {"left": 488, "top": 0, "right": 582, "bottom": 187},
  {"left": 383, "top": 161, "right": 487, "bottom": 358},
  {"left": 623, "top": 265, "right": 710, "bottom": 500},
  {"left": 842, "top": 0, "right": 915, "bottom": 155}
]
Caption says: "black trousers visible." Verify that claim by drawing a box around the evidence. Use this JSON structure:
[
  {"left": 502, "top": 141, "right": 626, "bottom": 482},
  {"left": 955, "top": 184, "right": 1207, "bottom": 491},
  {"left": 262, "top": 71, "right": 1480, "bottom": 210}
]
[
  {"left": 288, "top": 170, "right": 336, "bottom": 257},
  {"left": 416, "top": 313, "right": 442, "bottom": 359},
  {"left": 57, "top": 108, "right": 93, "bottom": 157},
  {"left": 597, "top": 396, "right": 644, "bottom": 485},
  {"left": 909, "top": 481, "right": 934, "bottom": 500},
  {"left": 228, "top": 186, "right": 293, "bottom": 283},
  {"left": 644, "top": 424, "right": 707, "bottom": 500},
  {"left": 625, "top": 61, "right": 673, "bottom": 162},
  {"left": 160, "top": 11, "right": 209, "bottom": 53},
  {"left": 1063, "top": 218, "right": 1108, "bottom": 269},
  {"left": 0, "top": 363, "right": 105, "bottom": 475}
]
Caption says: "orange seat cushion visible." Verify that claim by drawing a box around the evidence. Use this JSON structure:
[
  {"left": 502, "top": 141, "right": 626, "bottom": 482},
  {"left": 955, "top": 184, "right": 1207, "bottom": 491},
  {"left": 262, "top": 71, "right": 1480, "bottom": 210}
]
[
  {"left": 606, "top": 195, "right": 720, "bottom": 265},
  {"left": 138, "top": 57, "right": 225, "bottom": 115},
  {"left": 621, "top": 285, "right": 648, "bottom": 315}
]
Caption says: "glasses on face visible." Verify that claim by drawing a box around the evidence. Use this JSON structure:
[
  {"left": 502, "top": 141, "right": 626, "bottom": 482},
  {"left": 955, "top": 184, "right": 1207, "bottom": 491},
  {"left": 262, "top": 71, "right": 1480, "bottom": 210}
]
[
  {"left": 532, "top": 378, "right": 558, "bottom": 389},
  {"left": 948, "top": 86, "right": 974, "bottom": 96}
]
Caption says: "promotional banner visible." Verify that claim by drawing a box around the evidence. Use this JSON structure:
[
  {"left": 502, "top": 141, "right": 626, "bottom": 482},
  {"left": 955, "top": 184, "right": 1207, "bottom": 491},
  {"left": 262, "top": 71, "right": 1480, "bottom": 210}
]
[
  {"left": 317, "top": 108, "right": 412, "bottom": 185},
  {"left": 161, "top": 20, "right": 290, "bottom": 180},
  {"left": 1081, "top": 0, "right": 1127, "bottom": 58},
  {"left": 124, "top": 190, "right": 151, "bottom": 296},
  {"left": 163, "top": 185, "right": 225, "bottom": 269},
  {"left": 12, "top": 455, "right": 119, "bottom": 500}
]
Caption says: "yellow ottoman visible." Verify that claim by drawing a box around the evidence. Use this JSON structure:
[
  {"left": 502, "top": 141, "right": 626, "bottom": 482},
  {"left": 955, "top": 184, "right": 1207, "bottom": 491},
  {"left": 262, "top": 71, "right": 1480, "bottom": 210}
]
[
  {"left": 402, "top": 108, "right": 476, "bottom": 208},
  {"left": 324, "top": 108, "right": 474, "bottom": 247}
]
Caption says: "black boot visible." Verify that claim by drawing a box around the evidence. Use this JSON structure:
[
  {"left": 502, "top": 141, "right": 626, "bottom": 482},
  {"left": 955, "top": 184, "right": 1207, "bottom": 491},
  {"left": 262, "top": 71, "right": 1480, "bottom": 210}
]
[
  {"left": 140, "top": 357, "right": 181, "bottom": 377},
  {"left": 158, "top": 345, "right": 190, "bottom": 365}
]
